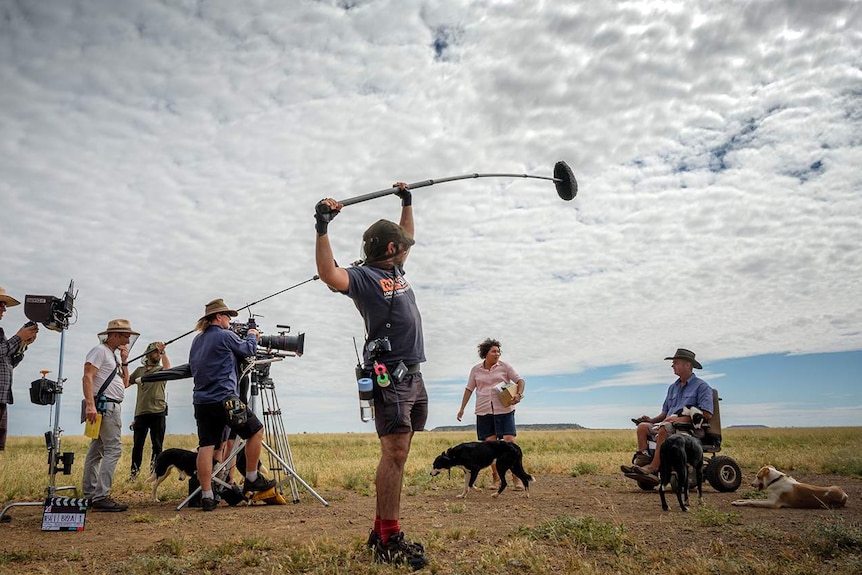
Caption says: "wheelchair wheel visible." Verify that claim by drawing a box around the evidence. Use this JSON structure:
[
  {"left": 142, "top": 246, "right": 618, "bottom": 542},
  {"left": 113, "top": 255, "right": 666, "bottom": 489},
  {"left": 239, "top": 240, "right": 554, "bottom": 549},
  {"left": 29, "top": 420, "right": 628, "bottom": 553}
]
[{"left": 705, "top": 455, "right": 742, "bottom": 492}]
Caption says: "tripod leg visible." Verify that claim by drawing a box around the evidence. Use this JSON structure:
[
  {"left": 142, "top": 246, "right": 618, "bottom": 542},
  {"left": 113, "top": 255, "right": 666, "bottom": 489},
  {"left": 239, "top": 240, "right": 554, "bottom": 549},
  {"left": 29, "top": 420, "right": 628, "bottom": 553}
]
[
  {"left": 175, "top": 440, "right": 247, "bottom": 511},
  {"left": 261, "top": 441, "right": 328, "bottom": 506}
]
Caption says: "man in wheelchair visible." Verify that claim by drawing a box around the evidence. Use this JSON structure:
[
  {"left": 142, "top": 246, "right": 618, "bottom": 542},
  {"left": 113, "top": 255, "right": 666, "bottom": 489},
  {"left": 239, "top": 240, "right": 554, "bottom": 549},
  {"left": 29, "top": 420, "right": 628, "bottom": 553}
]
[{"left": 621, "top": 348, "right": 713, "bottom": 483}]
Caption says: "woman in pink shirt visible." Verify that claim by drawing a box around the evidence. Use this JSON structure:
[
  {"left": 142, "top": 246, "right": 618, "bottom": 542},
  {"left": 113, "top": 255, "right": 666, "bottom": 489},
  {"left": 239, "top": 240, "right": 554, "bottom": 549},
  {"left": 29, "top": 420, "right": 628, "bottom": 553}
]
[{"left": 457, "top": 338, "right": 527, "bottom": 488}]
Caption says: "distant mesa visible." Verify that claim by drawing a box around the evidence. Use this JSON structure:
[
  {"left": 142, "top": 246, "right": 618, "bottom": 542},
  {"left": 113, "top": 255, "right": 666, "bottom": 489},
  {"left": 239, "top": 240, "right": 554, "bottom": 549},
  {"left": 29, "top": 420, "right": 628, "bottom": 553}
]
[{"left": 431, "top": 423, "right": 586, "bottom": 432}]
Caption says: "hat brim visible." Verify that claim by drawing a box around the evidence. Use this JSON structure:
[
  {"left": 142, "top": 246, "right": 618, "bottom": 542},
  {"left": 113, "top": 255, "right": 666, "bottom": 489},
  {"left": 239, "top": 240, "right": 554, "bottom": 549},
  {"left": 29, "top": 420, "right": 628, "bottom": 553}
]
[
  {"left": 665, "top": 356, "right": 703, "bottom": 369},
  {"left": 99, "top": 329, "right": 141, "bottom": 336},
  {"left": 198, "top": 308, "right": 238, "bottom": 323},
  {"left": 0, "top": 295, "right": 21, "bottom": 306}
]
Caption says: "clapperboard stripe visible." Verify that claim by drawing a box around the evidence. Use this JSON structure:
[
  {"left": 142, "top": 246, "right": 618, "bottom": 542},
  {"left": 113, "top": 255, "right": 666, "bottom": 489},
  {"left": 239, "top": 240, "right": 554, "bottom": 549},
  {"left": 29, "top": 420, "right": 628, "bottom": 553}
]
[{"left": 47, "top": 497, "right": 90, "bottom": 507}]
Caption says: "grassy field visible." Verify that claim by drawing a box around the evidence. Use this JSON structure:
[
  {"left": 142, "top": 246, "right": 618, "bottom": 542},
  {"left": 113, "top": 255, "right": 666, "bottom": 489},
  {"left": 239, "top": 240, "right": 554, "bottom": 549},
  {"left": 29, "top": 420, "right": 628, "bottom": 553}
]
[
  {"left": 1, "top": 427, "right": 860, "bottom": 575},
  {"left": 1, "top": 427, "right": 860, "bottom": 501}
]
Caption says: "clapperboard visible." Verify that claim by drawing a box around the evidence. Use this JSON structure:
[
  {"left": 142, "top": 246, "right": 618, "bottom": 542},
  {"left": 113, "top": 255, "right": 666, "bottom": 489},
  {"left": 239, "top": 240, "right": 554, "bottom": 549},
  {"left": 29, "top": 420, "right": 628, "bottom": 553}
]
[{"left": 41, "top": 497, "right": 90, "bottom": 531}]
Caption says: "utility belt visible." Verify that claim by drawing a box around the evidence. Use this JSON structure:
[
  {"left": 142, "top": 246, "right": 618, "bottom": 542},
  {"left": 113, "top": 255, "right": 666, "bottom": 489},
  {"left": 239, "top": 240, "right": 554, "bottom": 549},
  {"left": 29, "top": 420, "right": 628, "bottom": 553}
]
[
  {"left": 388, "top": 363, "right": 420, "bottom": 376},
  {"left": 356, "top": 362, "right": 420, "bottom": 389},
  {"left": 105, "top": 398, "right": 122, "bottom": 404}
]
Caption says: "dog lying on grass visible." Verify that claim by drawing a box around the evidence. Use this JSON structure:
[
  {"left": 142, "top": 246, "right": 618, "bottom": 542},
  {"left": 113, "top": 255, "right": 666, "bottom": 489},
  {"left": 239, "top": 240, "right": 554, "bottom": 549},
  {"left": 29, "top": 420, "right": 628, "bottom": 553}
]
[
  {"left": 430, "top": 441, "right": 533, "bottom": 499},
  {"left": 732, "top": 465, "right": 848, "bottom": 509},
  {"left": 658, "top": 433, "right": 704, "bottom": 512}
]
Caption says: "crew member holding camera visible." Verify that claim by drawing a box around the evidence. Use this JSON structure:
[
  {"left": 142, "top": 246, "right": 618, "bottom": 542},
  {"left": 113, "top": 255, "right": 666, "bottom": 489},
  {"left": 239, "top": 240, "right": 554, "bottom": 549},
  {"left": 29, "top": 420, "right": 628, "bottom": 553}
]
[
  {"left": 189, "top": 298, "right": 276, "bottom": 512},
  {"left": 315, "top": 185, "right": 429, "bottom": 570},
  {"left": 82, "top": 319, "right": 137, "bottom": 512},
  {"left": 0, "top": 286, "right": 39, "bottom": 451}
]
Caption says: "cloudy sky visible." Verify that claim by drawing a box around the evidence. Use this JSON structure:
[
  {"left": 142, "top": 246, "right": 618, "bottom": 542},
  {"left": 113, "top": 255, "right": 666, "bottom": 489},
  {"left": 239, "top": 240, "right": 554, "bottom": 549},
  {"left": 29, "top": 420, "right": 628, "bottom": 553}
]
[{"left": 2, "top": 0, "right": 860, "bottom": 439}]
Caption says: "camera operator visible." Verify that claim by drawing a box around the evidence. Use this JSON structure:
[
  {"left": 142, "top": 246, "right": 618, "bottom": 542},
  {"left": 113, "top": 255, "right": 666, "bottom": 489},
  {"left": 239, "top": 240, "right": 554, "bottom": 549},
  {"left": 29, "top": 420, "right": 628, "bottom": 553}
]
[
  {"left": 189, "top": 298, "right": 276, "bottom": 512},
  {"left": 0, "top": 286, "right": 39, "bottom": 451},
  {"left": 82, "top": 319, "right": 137, "bottom": 512},
  {"left": 315, "top": 185, "right": 429, "bottom": 570}
]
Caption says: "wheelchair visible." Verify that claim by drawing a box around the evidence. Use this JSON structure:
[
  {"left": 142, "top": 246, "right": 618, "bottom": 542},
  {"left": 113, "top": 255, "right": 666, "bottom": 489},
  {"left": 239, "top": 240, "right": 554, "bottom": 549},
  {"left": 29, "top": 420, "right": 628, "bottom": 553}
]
[{"left": 623, "top": 389, "right": 742, "bottom": 492}]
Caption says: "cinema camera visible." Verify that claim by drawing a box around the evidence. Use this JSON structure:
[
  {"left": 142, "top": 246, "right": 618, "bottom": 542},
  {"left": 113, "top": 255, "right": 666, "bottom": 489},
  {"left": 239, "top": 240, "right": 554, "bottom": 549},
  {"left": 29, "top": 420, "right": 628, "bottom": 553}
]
[{"left": 231, "top": 316, "right": 303, "bottom": 356}]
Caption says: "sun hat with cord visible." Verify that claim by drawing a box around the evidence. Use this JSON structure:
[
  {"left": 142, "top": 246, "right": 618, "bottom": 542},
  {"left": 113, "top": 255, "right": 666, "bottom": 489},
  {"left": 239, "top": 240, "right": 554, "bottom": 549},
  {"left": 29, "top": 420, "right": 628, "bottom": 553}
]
[
  {"left": 0, "top": 286, "right": 21, "bottom": 307},
  {"left": 97, "top": 318, "right": 140, "bottom": 348},
  {"left": 197, "top": 298, "right": 239, "bottom": 322}
]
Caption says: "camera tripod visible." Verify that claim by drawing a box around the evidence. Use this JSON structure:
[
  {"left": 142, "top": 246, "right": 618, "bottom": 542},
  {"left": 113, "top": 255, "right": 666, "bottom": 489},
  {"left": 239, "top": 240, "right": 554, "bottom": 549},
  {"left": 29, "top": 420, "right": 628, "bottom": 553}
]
[
  {"left": 0, "top": 329, "right": 80, "bottom": 522},
  {"left": 176, "top": 355, "right": 327, "bottom": 510}
]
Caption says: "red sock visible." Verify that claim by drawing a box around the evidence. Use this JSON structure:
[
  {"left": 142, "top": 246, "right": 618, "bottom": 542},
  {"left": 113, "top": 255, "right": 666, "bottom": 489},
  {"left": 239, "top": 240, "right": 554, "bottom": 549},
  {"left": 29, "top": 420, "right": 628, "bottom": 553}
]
[{"left": 379, "top": 519, "right": 400, "bottom": 545}]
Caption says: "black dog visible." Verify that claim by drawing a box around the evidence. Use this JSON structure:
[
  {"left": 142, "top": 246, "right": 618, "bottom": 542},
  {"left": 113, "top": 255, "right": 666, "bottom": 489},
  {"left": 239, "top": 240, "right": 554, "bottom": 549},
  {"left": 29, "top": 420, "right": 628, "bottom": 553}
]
[
  {"left": 658, "top": 434, "right": 704, "bottom": 511},
  {"left": 430, "top": 441, "right": 533, "bottom": 498},
  {"left": 146, "top": 448, "right": 199, "bottom": 502}
]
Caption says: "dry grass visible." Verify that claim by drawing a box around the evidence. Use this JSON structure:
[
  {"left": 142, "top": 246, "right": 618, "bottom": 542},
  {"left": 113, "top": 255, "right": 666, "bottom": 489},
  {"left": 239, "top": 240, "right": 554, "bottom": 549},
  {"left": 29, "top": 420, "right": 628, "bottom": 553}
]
[{"left": 1, "top": 427, "right": 861, "bottom": 575}]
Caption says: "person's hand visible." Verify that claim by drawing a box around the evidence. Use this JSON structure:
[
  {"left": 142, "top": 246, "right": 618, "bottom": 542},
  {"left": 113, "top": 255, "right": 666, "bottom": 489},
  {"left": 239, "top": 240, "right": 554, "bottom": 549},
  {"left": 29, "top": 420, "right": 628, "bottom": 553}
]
[
  {"left": 247, "top": 328, "right": 261, "bottom": 341},
  {"left": 393, "top": 182, "right": 411, "bottom": 207},
  {"left": 118, "top": 345, "right": 130, "bottom": 365},
  {"left": 456, "top": 409, "right": 464, "bottom": 422},
  {"left": 17, "top": 323, "right": 38, "bottom": 345},
  {"left": 155, "top": 341, "right": 166, "bottom": 354},
  {"left": 86, "top": 403, "right": 99, "bottom": 424},
  {"left": 315, "top": 198, "right": 343, "bottom": 236}
]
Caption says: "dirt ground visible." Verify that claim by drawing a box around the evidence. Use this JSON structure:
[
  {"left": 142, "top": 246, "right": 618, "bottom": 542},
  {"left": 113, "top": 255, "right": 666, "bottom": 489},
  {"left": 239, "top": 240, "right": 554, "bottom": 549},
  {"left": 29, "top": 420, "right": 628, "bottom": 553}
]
[{"left": 1, "top": 471, "right": 860, "bottom": 574}]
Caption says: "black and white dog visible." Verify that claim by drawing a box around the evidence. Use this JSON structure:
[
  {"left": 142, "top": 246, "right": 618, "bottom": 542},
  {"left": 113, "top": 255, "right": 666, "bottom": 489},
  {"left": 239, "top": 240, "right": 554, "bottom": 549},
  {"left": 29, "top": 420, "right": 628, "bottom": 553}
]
[
  {"left": 146, "top": 448, "right": 199, "bottom": 502},
  {"left": 430, "top": 441, "right": 534, "bottom": 498},
  {"left": 677, "top": 405, "right": 705, "bottom": 429},
  {"left": 658, "top": 434, "right": 704, "bottom": 512}
]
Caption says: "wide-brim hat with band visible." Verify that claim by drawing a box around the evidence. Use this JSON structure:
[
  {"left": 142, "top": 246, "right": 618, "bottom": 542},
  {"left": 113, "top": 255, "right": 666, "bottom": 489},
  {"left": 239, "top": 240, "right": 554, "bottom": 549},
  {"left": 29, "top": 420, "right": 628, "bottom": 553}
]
[
  {"left": 199, "top": 298, "right": 238, "bottom": 322},
  {"left": 98, "top": 318, "right": 140, "bottom": 336},
  {"left": 362, "top": 219, "right": 416, "bottom": 262},
  {"left": 664, "top": 348, "right": 702, "bottom": 370},
  {"left": 0, "top": 286, "right": 21, "bottom": 307}
]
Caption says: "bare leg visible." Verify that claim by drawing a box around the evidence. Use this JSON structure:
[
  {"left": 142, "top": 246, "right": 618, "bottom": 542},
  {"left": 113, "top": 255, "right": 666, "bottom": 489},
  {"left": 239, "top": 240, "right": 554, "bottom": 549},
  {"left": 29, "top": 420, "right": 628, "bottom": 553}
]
[
  {"left": 197, "top": 446, "right": 215, "bottom": 493},
  {"left": 484, "top": 434, "right": 500, "bottom": 484},
  {"left": 376, "top": 432, "right": 413, "bottom": 519},
  {"left": 243, "top": 428, "right": 265, "bottom": 474}
]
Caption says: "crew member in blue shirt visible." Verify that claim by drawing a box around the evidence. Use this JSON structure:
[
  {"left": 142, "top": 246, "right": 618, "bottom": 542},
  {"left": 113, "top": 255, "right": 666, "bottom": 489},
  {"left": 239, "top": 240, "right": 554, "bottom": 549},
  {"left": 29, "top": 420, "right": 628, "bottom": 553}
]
[{"left": 189, "top": 298, "right": 276, "bottom": 511}]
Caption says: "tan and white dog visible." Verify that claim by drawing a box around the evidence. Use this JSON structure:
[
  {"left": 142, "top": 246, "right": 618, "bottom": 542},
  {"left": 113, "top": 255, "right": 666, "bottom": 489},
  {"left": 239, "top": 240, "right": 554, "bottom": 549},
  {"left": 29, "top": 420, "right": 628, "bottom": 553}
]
[{"left": 732, "top": 465, "right": 848, "bottom": 509}]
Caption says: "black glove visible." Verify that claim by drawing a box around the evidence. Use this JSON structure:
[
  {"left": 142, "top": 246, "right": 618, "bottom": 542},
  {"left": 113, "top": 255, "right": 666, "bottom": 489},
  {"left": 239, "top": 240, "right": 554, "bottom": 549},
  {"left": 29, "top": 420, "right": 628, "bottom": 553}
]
[
  {"left": 394, "top": 186, "right": 412, "bottom": 207},
  {"left": 314, "top": 201, "right": 339, "bottom": 236}
]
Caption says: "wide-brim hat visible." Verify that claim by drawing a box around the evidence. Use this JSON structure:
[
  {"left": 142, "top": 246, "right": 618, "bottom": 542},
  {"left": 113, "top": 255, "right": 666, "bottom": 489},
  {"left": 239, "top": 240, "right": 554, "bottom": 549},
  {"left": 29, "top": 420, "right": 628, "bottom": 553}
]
[
  {"left": 0, "top": 286, "right": 21, "bottom": 307},
  {"left": 199, "top": 298, "right": 238, "bottom": 322},
  {"left": 98, "top": 318, "right": 140, "bottom": 336},
  {"left": 362, "top": 219, "right": 415, "bottom": 262},
  {"left": 145, "top": 342, "right": 161, "bottom": 354},
  {"left": 664, "top": 348, "right": 702, "bottom": 370}
]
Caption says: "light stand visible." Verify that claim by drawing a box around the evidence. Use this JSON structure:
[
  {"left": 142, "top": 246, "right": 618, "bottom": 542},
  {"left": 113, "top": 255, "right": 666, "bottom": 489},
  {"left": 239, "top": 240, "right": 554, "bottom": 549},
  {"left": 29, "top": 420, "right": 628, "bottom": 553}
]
[
  {"left": 1, "top": 283, "right": 78, "bottom": 523},
  {"left": 175, "top": 355, "right": 327, "bottom": 510}
]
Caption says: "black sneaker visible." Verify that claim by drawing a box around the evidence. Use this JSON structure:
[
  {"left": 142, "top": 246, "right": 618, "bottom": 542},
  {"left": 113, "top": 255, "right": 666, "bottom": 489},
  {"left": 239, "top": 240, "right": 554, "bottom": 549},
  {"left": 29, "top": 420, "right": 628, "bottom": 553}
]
[
  {"left": 201, "top": 497, "right": 218, "bottom": 512},
  {"left": 90, "top": 498, "right": 129, "bottom": 512},
  {"left": 367, "top": 530, "right": 425, "bottom": 553},
  {"left": 242, "top": 474, "right": 276, "bottom": 493},
  {"left": 373, "top": 532, "right": 429, "bottom": 570}
]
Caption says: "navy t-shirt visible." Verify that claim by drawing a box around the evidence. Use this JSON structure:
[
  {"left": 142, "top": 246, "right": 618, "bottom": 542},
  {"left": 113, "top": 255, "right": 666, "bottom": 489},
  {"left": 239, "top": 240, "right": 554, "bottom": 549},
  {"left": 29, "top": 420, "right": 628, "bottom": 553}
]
[
  {"left": 189, "top": 325, "right": 257, "bottom": 404},
  {"left": 345, "top": 264, "right": 425, "bottom": 369}
]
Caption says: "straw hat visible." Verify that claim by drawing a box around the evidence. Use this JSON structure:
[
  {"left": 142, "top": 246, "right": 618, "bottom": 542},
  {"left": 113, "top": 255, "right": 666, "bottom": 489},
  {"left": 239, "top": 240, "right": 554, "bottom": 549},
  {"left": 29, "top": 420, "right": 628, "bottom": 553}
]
[
  {"left": 98, "top": 318, "right": 140, "bottom": 336},
  {"left": 198, "top": 298, "right": 238, "bottom": 322},
  {"left": 664, "top": 348, "right": 702, "bottom": 370},
  {"left": 0, "top": 286, "right": 21, "bottom": 307}
]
